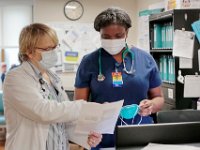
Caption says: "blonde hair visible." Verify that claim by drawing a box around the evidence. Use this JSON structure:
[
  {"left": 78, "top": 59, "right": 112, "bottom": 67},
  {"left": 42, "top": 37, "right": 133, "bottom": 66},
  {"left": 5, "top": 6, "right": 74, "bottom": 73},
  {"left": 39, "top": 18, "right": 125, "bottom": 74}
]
[{"left": 19, "top": 23, "right": 58, "bottom": 63}]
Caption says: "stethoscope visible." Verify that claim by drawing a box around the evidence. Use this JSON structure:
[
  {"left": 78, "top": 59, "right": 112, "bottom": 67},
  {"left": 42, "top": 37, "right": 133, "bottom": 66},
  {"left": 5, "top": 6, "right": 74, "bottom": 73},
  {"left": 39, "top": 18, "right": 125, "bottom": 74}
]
[
  {"left": 97, "top": 45, "right": 136, "bottom": 82},
  {"left": 38, "top": 72, "right": 63, "bottom": 93},
  {"left": 27, "top": 62, "right": 45, "bottom": 91},
  {"left": 39, "top": 78, "right": 46, "bottom": 92}
]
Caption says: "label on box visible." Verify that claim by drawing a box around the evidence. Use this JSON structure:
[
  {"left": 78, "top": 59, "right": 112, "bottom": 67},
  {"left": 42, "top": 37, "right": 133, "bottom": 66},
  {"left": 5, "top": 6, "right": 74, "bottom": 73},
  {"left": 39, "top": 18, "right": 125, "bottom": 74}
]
[
  {"left": 168, "top": 88, "right": 174, "bottom": 99},
  {"left": 165, "top": 0, "right": 200, "bottom": 11}
]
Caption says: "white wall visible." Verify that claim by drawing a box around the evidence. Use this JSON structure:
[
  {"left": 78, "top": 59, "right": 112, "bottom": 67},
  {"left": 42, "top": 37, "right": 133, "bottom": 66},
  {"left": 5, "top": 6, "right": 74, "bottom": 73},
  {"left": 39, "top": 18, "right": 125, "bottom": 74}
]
[
  {"left": 136, "top": 0, "right": 163, "bottom": 12},
  {"left": 135, "top": 0, "right": 164, "bottom": 43},
  {"left": 33, "top": 0, "right": 165, "bottom": 45},
  {"left": 33, "top": 0, "right": 137, "bottom": 45},
  {"left": 0, "top": 0, "right": 33, "bottom": 6}
]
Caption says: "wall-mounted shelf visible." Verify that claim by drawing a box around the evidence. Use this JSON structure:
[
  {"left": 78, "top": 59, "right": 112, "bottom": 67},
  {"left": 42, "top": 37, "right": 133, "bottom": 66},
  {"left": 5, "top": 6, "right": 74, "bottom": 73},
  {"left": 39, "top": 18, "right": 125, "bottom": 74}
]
[{"left": 149, "top": 9, "right": 200, "bottom": 110}]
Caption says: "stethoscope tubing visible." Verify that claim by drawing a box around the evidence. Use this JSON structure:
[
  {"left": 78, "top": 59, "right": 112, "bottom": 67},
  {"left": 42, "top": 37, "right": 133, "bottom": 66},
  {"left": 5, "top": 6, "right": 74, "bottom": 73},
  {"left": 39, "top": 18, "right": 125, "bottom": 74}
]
[{"left": 97, "top": 45, "right": 135, "bottom": 81}]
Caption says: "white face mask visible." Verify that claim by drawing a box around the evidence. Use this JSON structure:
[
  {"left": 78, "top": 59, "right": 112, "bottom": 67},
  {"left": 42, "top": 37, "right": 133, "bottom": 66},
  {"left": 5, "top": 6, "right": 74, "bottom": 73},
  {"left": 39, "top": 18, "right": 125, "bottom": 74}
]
[
  {"left": 101, "top": 38, "right": 126, "bottom": 55},
  {"left": 39, "top": 49, "right": 58, "bottom": 69}
]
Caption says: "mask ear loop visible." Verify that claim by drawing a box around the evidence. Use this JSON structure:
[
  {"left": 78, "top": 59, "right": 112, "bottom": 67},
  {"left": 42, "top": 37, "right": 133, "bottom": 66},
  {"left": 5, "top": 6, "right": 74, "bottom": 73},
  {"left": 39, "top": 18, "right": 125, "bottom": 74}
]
[
  {"left": 120, "top": 117, "right": 128, "bottom": 126},
  {"left": 136, "top": 105, "right": 143, "bottom": 125},
  {"left": 131, "top": 105, "right": 139, "bottom": 124},
  {"left": 137, "top": 115, "right": 143, "bottom": 125}
]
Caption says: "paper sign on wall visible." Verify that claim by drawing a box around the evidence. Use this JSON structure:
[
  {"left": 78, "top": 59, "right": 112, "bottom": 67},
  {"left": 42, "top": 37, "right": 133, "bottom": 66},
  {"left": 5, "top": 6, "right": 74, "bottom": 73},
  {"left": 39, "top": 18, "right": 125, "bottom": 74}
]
[
  {"left": 65, "top": 51, "right": 79, "bottom": 63},
  {"left": 179, "top": 57, "right": 193, "bottom": 69},
  {"left": 184, "top": 75, "right": 200, "bottom": 98},
  {"left": 173, "top": 30, "right": 195, "bottom": 59}
]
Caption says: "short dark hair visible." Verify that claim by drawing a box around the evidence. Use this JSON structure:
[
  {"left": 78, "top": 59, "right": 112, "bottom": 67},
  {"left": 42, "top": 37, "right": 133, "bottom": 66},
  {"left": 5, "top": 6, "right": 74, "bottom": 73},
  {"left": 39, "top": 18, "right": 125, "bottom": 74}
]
[{"left": 94, "top": 7, "right": 132, "bottom": 32}]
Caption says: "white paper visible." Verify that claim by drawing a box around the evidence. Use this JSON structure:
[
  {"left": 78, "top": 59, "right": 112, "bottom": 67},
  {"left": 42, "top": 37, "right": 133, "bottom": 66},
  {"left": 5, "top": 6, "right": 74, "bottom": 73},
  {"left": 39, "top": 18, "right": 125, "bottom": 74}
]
[
  {"left": 148, "top": 1, "right": 165, "bottom": 9},
  {"left": 198, "top": 49, "right": 200, "bottom": 71},
  {"left": 173, "top": 30, "right": 195, "bottom": 59},
  {"left": 75, "top": 100, "right": 124, "bottom": 134},
  {"left": 67, "top": 100, "right": 123, "bottom": 150},
  {"left": 179, "top": 57, "right": 193, "bottom": 69},
  {"left": 168, "top": 88, "right": 174, "bottom": 99},
  {"left": 69, "top": 132, "right": 89, "bottom": 149},
  {"left": 66, "top": 123, "right": 90, "bottom": 150},
  {"left": 100, "top": 148, "right": 116, "bottom": 150},
  {"left": 137, "top": 15, "right": 150, "bottom": 53},
  {"left": 63, "top": 30, "right": 80, "bottom": 50},
  {"left": 184, "top": 75, "right": 200, "bottom": 98},
  {"left": 142, "top": 143, "right": 200, "bottom": 150}
]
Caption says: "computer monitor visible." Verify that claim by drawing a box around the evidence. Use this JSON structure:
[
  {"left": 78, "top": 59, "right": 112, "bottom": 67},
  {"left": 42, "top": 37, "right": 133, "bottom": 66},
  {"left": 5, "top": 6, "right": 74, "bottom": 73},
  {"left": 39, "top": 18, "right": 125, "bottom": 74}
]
[
  {"left": 116, "top": 122, "right": 200, "bottom": 148},
  {"left": 157, "top": 110, "right": 200, "bottom": 123}
]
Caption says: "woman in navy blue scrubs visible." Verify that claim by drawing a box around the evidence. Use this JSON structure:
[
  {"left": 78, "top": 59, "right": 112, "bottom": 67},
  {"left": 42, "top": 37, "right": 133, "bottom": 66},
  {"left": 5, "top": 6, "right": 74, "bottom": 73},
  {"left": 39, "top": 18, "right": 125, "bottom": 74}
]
[{"left": 74, "top": 7, "right": 164, "bottom": 149}]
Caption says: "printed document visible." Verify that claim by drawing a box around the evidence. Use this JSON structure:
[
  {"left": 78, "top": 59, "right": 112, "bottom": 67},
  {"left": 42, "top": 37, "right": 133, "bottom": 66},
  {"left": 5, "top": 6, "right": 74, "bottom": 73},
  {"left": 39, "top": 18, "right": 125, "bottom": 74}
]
[
  {"left": 173, "top": 30, "right": 195, "bottom": 59},
  {"left": 70, "top": 100, "right": 123, "bottom": 149},
  {"left": 179, "top": 57, "right": 193, "bottom": 69},
  {"left": 75, "top": 100, "right": 124, "bottom": 134},
  {"left": 142, "top": 143, "right": 200, "bottom": 150},
  {"left": 198, "top": 49, "right": 200, "bottom": 71},
  {"left": 184, "top": 75, "right": 200, "bottom": 98}
]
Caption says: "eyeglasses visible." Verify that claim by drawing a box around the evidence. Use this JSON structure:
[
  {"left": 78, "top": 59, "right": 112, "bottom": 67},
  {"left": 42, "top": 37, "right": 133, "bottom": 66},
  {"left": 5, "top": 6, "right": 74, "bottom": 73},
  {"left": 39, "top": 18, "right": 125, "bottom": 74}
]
[{"left": 35, "top": 44, "right": 60, "bottom": 51}]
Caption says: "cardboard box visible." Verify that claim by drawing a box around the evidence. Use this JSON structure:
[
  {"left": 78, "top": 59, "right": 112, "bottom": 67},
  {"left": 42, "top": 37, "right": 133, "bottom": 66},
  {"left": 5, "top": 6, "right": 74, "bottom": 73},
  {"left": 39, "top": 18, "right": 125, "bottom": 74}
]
[
  {"left": 0, "top": 128, "right": 6, "bottom": 141},
  {"left": 69, "top": 143, "right": 84, "bottom": 150},
  {"left": 165, "top": 0, "right": 200, "bottom": 11}
]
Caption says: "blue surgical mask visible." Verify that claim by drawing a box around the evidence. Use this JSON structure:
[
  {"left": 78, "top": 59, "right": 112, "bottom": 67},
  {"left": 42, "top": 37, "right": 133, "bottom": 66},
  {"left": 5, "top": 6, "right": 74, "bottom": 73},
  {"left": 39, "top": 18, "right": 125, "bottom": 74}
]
[
  {"left": 120, "top": 104, "right": 142, "bottom": 125},
  {"left": 120, "top": 104, "right": 139, "bottom": 119}
]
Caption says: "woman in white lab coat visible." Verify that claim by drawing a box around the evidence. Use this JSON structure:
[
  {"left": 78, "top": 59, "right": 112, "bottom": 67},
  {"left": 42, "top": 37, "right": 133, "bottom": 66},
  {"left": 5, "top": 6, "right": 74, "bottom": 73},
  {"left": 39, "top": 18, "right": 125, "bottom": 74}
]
[{"left": 3, "top": 23, "right": 102, "bottom": 150}]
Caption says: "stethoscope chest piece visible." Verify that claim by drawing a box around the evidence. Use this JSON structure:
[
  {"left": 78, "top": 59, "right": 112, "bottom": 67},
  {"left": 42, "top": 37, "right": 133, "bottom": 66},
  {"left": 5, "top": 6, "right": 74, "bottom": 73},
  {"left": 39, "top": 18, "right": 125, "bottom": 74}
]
[{"left": 97, "top": 74, "right": 105, "bottom": 82}]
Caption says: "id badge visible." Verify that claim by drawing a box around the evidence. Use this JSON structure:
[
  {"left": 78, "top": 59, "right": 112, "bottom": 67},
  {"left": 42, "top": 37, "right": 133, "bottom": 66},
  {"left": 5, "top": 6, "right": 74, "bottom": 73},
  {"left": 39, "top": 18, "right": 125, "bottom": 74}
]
[{"left": 112, "top": 72, "right": 123, "bottom": 87}]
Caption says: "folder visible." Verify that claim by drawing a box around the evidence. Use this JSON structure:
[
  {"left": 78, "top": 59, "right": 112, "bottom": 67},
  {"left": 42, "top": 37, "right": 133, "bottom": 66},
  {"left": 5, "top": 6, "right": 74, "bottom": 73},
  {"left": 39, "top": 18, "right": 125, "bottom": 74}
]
[
  {"left": 154, "top": 24, "right": 162, "bottom": 49},
  {"left": 163, "top": 55, "right": 168, "bottom": 82},
  {"left": 191, "top": 20, "right": 200, "bottom": 44},
  {"left": 172, "top": 57, "right": 175, "bottom": 84},
  {"left": 159, "top": 56, "right": 164, "bottom": 81},
  {"left": 166, "top": 23, "right": 170, "bottom": 49},
  {"left": 168, "top": 56, "right": 172, "bottom": 83},
  {"left": 170, "top": 23, "right": 174, "bottom": 49},
  {"left": 161, "top": 25, "right": 166, "bottom": 48}
]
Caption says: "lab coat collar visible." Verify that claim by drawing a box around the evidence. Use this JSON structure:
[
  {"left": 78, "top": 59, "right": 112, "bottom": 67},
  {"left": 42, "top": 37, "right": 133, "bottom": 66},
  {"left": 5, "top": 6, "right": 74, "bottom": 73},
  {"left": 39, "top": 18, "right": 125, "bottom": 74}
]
[
  {"left": 21, "top": 61, "right": 41, "bottom": 82},
  {"left": 21, "top": 61, "right": 63, "bottom": 92}
]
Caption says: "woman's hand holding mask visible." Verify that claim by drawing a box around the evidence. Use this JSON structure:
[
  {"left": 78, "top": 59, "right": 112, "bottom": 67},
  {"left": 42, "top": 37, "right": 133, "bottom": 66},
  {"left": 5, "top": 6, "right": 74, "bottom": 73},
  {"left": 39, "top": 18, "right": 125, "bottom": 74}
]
[{"left": 139, "top": 99, "right": 154, "bottom": 116}]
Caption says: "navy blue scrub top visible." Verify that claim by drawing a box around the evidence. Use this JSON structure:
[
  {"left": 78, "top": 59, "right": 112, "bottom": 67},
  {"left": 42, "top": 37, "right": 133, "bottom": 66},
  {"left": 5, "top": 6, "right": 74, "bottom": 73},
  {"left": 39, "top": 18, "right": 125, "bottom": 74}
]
[{"left": 75, "top": 47, "right": 162, "bottom": 148}]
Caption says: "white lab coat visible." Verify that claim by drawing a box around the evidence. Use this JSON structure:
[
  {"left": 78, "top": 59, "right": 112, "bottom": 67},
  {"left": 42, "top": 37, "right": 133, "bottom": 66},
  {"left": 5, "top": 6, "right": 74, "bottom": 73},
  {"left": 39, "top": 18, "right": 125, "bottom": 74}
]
[{"left": 3, "top": 61, "right": 85, "bottom": 150}]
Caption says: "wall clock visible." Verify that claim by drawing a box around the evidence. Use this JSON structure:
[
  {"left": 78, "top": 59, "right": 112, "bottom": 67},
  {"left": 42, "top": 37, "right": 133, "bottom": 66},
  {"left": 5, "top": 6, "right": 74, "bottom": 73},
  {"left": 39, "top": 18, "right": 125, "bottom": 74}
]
[{"left": 64, "top": 0, "right": 84, "bottom": 21}]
